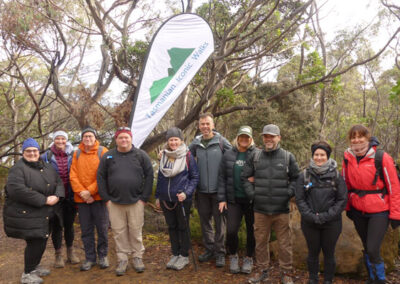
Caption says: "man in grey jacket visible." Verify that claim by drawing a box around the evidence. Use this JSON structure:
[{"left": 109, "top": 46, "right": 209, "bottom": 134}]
[
  {"left": 189, "top": 113, "right": 232, "bottom": 267},
  {"left": 241, "top": 124, "right": 299, "bottom": 284}
]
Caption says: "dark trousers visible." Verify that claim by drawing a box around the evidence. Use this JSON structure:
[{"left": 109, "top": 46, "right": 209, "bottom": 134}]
[
  {"left": 161, "top": 200, "right": 192, "bottom": 257},
  {"left": 196, "top": 192, "right": 226, "bottom": 254},
  {"left": 77, "top": 201, "right": 109, "bottom": 262},
  {"left": 51, "top": 200, "right": 77, "bottom": 249},
  {"left": 351, "top": 209, "right": 389, "bottom": 264},
  {"left": 301, "top": 218, "right": 342, "bottom": 281},
  {"left": 226, "top": 199, "right": 255, "bottom": 257},
  {"left": 25, "top": 238, "right": 48, "bottom": 273}
]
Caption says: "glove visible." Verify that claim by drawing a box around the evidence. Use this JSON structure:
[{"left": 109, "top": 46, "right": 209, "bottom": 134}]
[
  {"left": 346, "top": 210, "right": 353, "bottom": 220},
  {"left": 391, "top": 219, "right": 400, "bottom": 229}
]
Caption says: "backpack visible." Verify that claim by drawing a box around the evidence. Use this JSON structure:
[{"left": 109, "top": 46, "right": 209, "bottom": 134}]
[
  {"left": 253, "top": 148, "right": 289, "bottom": 173},
  {"left": 75, "top": 146, "right": 104, "bottom": 160},
  {"left": 373, "top": 149, "right": 400, "bottom": 187},
  {"left": 303, "top": 168, "right": 339, "bottom": 191},
  {"left": 43, "top": 149, "right": 75, "bottom": 163},
  {"left": 191, "top": 135, "right": 226, "bottom": 157}
]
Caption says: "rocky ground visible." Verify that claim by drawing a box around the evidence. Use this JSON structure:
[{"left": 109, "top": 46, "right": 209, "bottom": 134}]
[{"left": 1, "top": 207, "right": 399, "bottom": 284}]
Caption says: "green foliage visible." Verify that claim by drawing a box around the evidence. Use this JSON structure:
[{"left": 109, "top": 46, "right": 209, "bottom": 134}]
[{"left": 389, "top": 79, "right": 400, "bottom": 103}]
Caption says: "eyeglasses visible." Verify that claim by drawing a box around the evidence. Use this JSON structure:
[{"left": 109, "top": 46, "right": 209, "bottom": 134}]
[
  {"left": 117, "top": 127, "right": 131, "bottom": 131},
  {"left": 24, "top": 149, "right": 39, "bottom": 154}
]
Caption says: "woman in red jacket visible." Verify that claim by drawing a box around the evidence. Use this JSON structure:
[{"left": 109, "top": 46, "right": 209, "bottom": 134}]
[{"left": 342, "top": 125, "right": 400, "bottom": 284}]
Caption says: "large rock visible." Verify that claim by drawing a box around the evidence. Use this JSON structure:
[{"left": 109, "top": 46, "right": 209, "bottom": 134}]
[{"left": 270, "top": 202, "right": 399, "bottom": 275}]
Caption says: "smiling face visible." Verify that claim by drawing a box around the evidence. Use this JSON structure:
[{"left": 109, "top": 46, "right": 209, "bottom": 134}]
[
  {"left": 237, "top": 134, "right": 251, "bottom": 151},
  {"left": 82, "top": 132, "right": 96, "bottom": 148},
  {"left": 116, "top": 133, "right": 132, "bottom": 152},
  {"left": 23, "top": 147, "right": 40, "bottom": 162},
  {"left": 313, "top": 148, "right": 328, "bottom": 166},
  {"left": 199, "top": 116, "right": 215, "bottom": 139},
  {"left": 168, "top": 137, "right": 182, "bottom": 151},
  {"left": 262, "top": 134, "right": 281, "bottom": 151},
  {"left": 54, "top": 136, "right": 67, "bottom": 151},
  {"left": 350, "top": 132, "right": 369, "bottom": 145}
]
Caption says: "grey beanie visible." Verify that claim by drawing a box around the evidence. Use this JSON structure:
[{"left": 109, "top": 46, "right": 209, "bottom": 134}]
[
  {"left": 166, "top": 127, "right": 183, "bottom": 140},
  {"left": 81, "top": 126, "right": 97, "bottom": 139}
]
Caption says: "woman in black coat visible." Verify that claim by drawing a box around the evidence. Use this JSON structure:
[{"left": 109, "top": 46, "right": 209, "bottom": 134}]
[
  {"left": 295, "top": 141, "right": 347, "bottom": 284},
  {"left": 218, "top": 126, "right": 256, "bottom": 274},
  {"left": 3, "top": 138, "right": 64, "bottom": 284}
]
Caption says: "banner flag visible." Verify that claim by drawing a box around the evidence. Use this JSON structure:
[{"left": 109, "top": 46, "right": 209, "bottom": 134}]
[{"left": 129, "top": 13, "right": 214, "bottom": 147}]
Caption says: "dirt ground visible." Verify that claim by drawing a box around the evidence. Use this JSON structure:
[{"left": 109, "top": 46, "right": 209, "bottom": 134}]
[{"left": 1, "top": 207, "right": 399, "bottom": 284}]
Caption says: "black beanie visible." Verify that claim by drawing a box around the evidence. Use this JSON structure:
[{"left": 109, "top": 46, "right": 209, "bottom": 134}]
[
  {"left": 166, "top": 127, "right": 183, "bottom": 140},
  {"left": 311, "top": 144, "right": 331, "bottom": 159},
  {"left": 81, "top": 126, "right": 97, "bottom": 139}
]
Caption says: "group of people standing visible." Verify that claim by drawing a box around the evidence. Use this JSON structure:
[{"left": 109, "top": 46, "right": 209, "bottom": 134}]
[{"left": 3, "top": 114, "right": 400, "bottom": 284}]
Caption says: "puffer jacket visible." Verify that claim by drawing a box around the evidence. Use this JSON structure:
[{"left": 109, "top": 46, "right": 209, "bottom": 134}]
[
  {"left": 217, "top": 145, "right": 256, "bottom": 203},
  {"left": 3, "top": 159, "right": 64, "bottom": 240},
  {"left": 342, "top": 146, "right": 400, "bottom": 220},
  {"left": 70, "top": 140, "right": 108, "bottom": 203},
  {"left": 295, "top": 160, "right": 347, "bottom": 224},
  {"left": 189, "top": 131, "right": 231, "bottom": 193},
  {"left": 241, "top": 146, "right": 299, "bottom": 214},
  {"left": 155, "top": 151, "right": 199, "bottom": 202}
]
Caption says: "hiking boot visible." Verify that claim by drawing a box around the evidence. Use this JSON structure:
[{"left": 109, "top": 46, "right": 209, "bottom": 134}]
[
  {"left": 241, "top": 257, "right": 253, "bottom": 274},
  {"left": 173, "top": 255, "right": 189, "bottom": 270},
  {"left": 54, "top": 250, "right": 64, "bottom": 268},
  {"left": 115, "top": 260, "right": 128, "bottom": 276},
  {"left": 229, "top": 254, "right": 240, "bottom": 274},
  {"left": 66, "top": 247, "right": 80, "bottom": 264},
  {"left": 21, "top": 272, "right": 43, "bottom": 284},
  {"left": 198, "top": 250, "right": 214, "bottom": 262},
  {"left": 166, "top": 255, "right": 179, "bottom": 269},
  {"left": 132, "top": 257, "right": 145, "bottom": 273},
  {"left": 248, "top": 269, "right": 268, "bottom": 283},
  {"left": 80, "top": 260, "right": 96, "bottom": 271},
  {"left": 215, "top": 253, "right": 225, "bottom": 268},
  {"left": 281, "top": 272, "right": 294, "bottom": 284},
  {"left": 98, "top": 256, "right": 109, "bottom": 269},
  {"left": 32, "top": 266, "right": 50, "bottom": 277}
]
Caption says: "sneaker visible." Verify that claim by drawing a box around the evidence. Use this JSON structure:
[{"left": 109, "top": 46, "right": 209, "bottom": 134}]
[
  {"left": 215, "top": 253, "right": 225, "bottom": 268},
  {"left": 115, "top": 260, "right": 128, "bottom": 276},
  {"left": 32, "top": 266, "right": 50, "bottom": 277},
  {"left": 281, "top": 272, "right": 294, "bottom": 284},
  {"left": 173, "top": 255, "right": 189, "bottom": 270},
  {"left": 241, "top": 257, "right": 253, "bottom": 274},
  {"left": 248, "top": 269, "right": 268, "bottom": 284},
  {"left": 98, "top": 256, "right": 109, "bottom": 269},
  {"left": 21, "top": 272, "right": 43, "bottom": 284},
  {"left": 80, "top": 260, "right": 96, "bottom": 271},
  {"left": 66, "top": 247, "right": 80, "bottom": 264},
  {"left": 132, "top": 257, "right": 145, "bottom": 273},
  {"left": 198, "top": 250, "right": 214, "bottom": 262},
  {"left": 54, "top": 251, "right": 65, "bottom": 268},
  {"left": 166, "top": 255, "right": 179, "bottom": 269},
  {"left": 229, "top": 254, "right": 240, "bottom": 274}
]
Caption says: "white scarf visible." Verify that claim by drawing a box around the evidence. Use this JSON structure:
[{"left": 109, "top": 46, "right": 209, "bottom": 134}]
[{"left": 159, "top": 143, "right": 188, "bottom": 177}]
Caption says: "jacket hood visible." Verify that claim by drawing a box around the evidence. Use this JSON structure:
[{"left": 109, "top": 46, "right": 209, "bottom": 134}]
[
  {"left": 370, "top": 136, "right": 380, "bottom": 147},
  {"left": 78, "top": 140, "right": 100, "bottom": 154}
]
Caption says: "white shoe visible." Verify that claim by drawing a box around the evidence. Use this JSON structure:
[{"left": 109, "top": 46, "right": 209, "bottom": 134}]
[
  {"left": 21, "top": 272, "right": 43, "bottom": 284},
  {"left": 173, "top": 255, "right": 189, "bottom": 270},
  {"left": 166, "top": 255, "right": 179, "bottom": 269}
]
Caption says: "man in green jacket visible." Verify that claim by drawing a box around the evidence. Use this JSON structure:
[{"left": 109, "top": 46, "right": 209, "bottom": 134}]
[{"left": 241, "top": 124, "right": 299, "bottom": 284}]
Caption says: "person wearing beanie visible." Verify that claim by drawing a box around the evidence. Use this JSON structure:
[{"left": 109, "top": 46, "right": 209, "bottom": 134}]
[
  {"left": 97, "top": 127, "right": 154, "bottom": 276},
  {"left": 154, "top": 127, "right": 199, "bottom": 271},
  {"left": 4, "top": 138, "right": 64, "bottom": 283},
  {"left": 217, "top": 126, "right": 256, "bottom": 274},
  {"left": 70, "top": 127, "right": 109, "bottom": 271},
  {"left": 295, "top": 141, "right": 347, "bottom": 284},
  {"left": 41, "top": 130, "right": 80, "bottom": 268}
]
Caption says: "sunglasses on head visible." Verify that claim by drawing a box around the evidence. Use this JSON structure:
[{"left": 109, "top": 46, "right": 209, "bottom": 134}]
[{"left": 118, "top": 127, "right": 131, "bottom": 131}]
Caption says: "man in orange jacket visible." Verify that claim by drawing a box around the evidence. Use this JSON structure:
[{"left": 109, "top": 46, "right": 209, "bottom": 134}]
[{"left": 70, "top": 126, "right": 109, "bottom": 271}]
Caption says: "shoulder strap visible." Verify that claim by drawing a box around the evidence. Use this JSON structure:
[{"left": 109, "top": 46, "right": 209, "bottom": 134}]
[
  {"left": 253, "top": 149, "right": 262, "bottom": 170},
  {"left": 303, "top": 168, "right": 310, "bottom": 185},
  {"left": 186, "top": 151, "right": 191, "bottom": 170},
  {"left": 284, "top": 150, "right": 289, "bottom": 174},
  {"left": 76, "top": 149, "right": 81, "bottom": 160},
  {"left": 97, "top": 146, "right": 104, "bottom": 159},
  {"left": 46, "top": 150, "right": 53, "bottom": 162},
  {"left": 373, "top": 149, "right": 385, "bottom": 185}
]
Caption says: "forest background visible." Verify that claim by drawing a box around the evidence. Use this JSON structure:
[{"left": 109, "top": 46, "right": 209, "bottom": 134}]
[{"left": 1, "top": 0, "right": 400, "bottom": 185}]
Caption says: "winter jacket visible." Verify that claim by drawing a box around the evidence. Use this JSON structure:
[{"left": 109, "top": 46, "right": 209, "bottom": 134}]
[
  {"left": 3, "top": 159, "right": 64, "bottom": 240},
  {"left": 70, "top": 140, "right": 108, "bottom": 203},
  {"left": 97, "top": 147, "right": 154, "bottom": 204},
  {"left": 41, "top": 142, "right": 74, "bottom": 201},
  {"left": 189, "top": 131, "right": 231, "bottom": 194},
  {"left": 155, "top": 151, "right": 199, "bottom": 202},
  {"left": 342, "top": 146, "right": 400, "bottom": 220},
  {"left": 217, "top": 145, "right": 256, "bottom": 203},
  {"left": 295, "top": 162, "right": 347, "bottom": 224},
  {"left": 241, "top": 146, "right": 299, "bottom": 215}
]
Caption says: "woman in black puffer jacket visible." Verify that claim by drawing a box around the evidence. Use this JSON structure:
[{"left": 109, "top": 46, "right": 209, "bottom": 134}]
[
  {"left": 295, "top": 141, "right": 347, "bottom": 284},
  {"left": 3, "top": 138, "right": 64, "bottom": 284},
  {"left": 218, "top": 126, "right": 257, "bottom": 275}
]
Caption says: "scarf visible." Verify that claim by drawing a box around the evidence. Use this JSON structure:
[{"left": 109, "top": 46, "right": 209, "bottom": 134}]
[
  {"left": 309, "top": 158, "right": 337, "bottom": 175},
  {"left": 350, "top": 141, "right": 369, "bottom": 157},
  {"left": 159, "top": 143, "right": 188, "bottom": 178}
]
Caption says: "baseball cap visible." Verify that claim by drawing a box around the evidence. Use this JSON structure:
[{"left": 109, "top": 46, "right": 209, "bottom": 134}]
[{"left": 261, "top": 124, "right": 280, "bottom": 136}]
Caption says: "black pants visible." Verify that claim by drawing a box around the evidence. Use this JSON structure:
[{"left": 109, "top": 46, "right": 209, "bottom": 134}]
[
  {"left": 301, "top": 218, "right": 342, "bottom": 281},
  {"left": 161, "top": 200, "right": 192, "bottom": 257},
  {"left": 51, "top": 200, "right": 77, "bottom": 250},
  {"left": 351, "top": 209, "right": 389, "bottom": 264},
  {"left": 24, "top": 238, "right": 48, "bottom": 273},
  {"left": 226, "top": 199, "right": 255, "bottom": 257}
]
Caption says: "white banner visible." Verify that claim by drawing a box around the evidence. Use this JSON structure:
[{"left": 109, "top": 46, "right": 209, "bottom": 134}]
[{"left": 130, "top": 13, "right": 214, "bottom": 147}]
